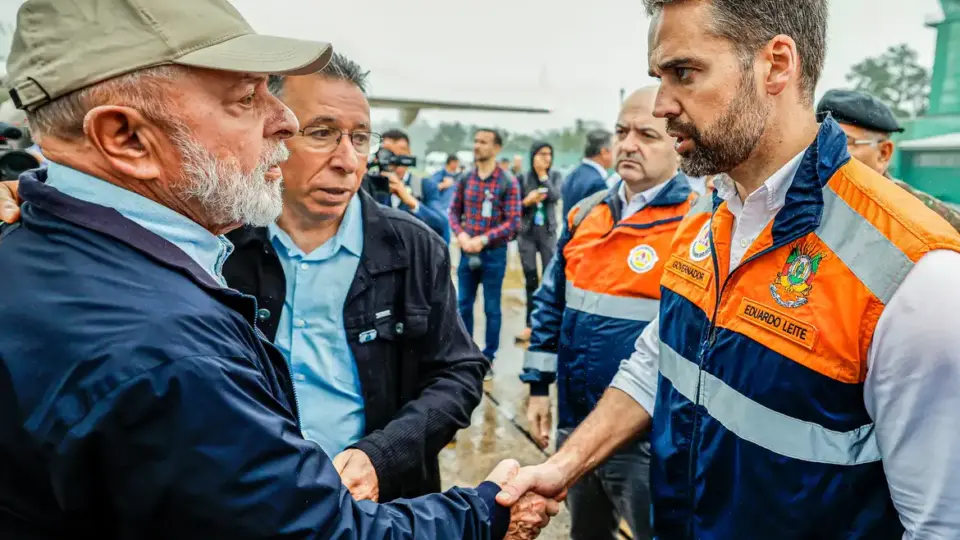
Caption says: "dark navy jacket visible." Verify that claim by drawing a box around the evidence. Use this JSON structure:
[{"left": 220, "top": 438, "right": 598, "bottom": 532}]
[
  {"left": 522, "top": 176, "right": 693, "bottom": 429},
  {"left": 0, "top": 172, "right": 507, "bottom": 539},
  {"left": 560, "top": 161, "right": 608, "bottom": 219}
]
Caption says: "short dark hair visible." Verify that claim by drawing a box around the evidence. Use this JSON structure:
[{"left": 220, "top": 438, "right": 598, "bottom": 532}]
[
  {"left": 268, "top": 52, "right": 370, "bottom": 97},
  {"left": 381, "top": 129, "right": 409, "bottom": 143},
  {"left": 642, "top": 0, "right": 827, "bottom": 101},
  {"left": 476, "top": 128, "right": 503, "bottom": 147},
  {"left": 446, "top": 154, "right": 460, "bottom": 165},
  {"left": 584, "top": 129, "right": 612, "bottom": 158}
]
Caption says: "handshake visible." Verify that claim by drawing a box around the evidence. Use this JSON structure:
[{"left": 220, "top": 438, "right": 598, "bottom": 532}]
[{"left": 485, "top": 458, "right": 570, "bottom": 540}]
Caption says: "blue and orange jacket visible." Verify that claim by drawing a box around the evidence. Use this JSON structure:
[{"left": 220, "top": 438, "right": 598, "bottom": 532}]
[
  {"left": 651, "top": 118, "right": 960, "bottom": 539},
  {"left": 521, "top": 175, "right": 695, "bottom": 429}
]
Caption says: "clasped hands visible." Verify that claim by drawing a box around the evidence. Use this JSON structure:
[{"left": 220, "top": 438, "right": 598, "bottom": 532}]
[{"left": 335, "top": 449, "right": 564, "bottom": 540}]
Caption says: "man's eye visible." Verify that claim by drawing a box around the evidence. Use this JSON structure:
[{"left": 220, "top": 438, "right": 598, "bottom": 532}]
[
  {"left": 352, "top": 133, "right": 371, "bottom": 145},
  {"left": 615, "top": 129, "right": 628, "bottom": 140},
  {"left": 241, "top": 92, "right": 256, "bottom": 105},
  {"left": 675, "top": 68, "right": 692, "bottom": 82},
  {"left": 310, "top": 128, "right": 336, "bottom": 139}
]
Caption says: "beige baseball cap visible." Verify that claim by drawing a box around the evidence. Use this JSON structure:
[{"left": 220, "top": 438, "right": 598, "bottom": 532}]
[{"left": 6, "top": 0, "right": 333, "bottom": 111}]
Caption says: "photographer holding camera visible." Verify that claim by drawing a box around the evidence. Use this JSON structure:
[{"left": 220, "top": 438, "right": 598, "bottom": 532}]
[{"left": 361, "top": 129, "right": 449, "bottom": 239}]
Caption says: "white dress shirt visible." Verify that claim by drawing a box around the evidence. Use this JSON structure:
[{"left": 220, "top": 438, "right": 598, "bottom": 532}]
[
  {"left": 618, "top": 179, "right": 669, "bottom": 221},
  {"left": 611, "top": 155, "right": 960, "bottom": 537}
]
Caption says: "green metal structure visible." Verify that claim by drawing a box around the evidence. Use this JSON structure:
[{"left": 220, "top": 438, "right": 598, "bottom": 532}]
[{"left": 894, "top": 0, "right": 960, "bottom": 203}]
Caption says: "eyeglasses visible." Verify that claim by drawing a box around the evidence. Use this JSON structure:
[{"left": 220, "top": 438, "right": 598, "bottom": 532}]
[
  {"left": 296, "top": 125, "right": 382, "bottom": 155},
  {"left": 846, "top": 137, "right": 887, "bottom": 148}
]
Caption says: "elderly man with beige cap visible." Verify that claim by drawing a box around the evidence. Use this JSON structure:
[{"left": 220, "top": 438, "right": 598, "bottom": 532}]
[{"left": 0, "top": 1, "right": 558, "bottom": 538}]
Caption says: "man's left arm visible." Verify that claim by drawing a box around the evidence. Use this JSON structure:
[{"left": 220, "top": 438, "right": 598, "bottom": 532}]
[
  {"left": 544, "top": 172, "right": 562, "bottom": 203},
  {"left": 866, "top": 249, "right": 960, "bottom": 537},
  {"left": 348, "top": 246, "right": 487, "bottom": 500},
  {"left": 483, "top": 178, "right": 522, "bottom": 244}
]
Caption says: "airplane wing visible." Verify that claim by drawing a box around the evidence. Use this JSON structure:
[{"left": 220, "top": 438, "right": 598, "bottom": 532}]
[{"left": 368, "top": 96, "right": 550, "bottom": 126}]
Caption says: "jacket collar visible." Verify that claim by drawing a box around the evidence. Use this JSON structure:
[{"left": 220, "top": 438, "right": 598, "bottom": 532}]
[
  {"left": 606, "top": 172, "right": 693, "bottom": 222},
  {"left": 709, "top": 117, "right": 851, "bottom": 244},
  {"left": 355, "top": 189, "right": 409, "bottom": 275},
  {"left": 18, "top": 170, "right": 223, "bottom": 292},
  {"left": 230, "top": 190, "right": 408, "bottom": 277}
]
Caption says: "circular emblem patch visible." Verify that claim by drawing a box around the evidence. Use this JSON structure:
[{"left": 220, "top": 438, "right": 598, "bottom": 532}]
[
  {"left": 628, "top": 244, "right": 659, "bottom": 274},
  {"left": 689, "top": 222, "right": 712, "bottom": 262}
]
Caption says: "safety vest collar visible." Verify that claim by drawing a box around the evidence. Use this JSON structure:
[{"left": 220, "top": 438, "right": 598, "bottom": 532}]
[
  {"left": 770, "top": 117, "right": 852, "bottom": 245},
  {"left": 605, "top": 173, "right": 694, "bottom": 223},
  {"left": 648, "top": 173, "right": 693, "bottom": 208},
  {"left": 704, "top": 118, "right": 853, "bottom": 273}
]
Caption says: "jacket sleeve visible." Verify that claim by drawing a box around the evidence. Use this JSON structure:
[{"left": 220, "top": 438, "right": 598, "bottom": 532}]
[
  {"left": 448, "top": 179, "right": 466, "bottom": 237},
  {"left": 350, "top": 245, "right": 487, "bottom": 500},
  {"left": 404, "top": 201, "right": 448, "bottom": 240},
  {"left": 546, "top": 172, "right": 563, "bottom": 203},
  {"left": 520, "top": 223, "right": 573, "bottom": 396},
  {"left": 84, "top": 355, "right": 508, "bottom": 540}
]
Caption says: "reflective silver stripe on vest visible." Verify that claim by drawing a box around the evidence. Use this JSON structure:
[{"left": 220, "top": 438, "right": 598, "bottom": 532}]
[
  {"left": 658, "top": 340, "right": 881, "bottom": 465},
  {"left": 523, "top": 350, "right": 558, "bottom": 372},
  {"left": 816, "top": 187, "right": 915, "bottom": 304},
  {"left": 565, "top": 283, "right": 660, "bottom": 322}
]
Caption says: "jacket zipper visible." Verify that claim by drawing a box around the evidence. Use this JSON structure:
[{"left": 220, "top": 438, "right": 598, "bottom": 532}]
[
  {"left": 287, "top": 360, "right": 303, "bottom": 430},
  {"left": 685, "top": 227, "right": 809, "bottom": 532}
]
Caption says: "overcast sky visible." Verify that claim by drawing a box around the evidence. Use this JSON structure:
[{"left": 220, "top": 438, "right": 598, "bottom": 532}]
[{"left": 0, "top": 0, "right": 946, "bottom": 132}]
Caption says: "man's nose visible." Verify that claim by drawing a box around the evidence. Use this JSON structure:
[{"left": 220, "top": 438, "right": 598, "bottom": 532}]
[
  {"left": 331, "top": 135, "right": 360, "bottom": 173},
  {"left": 266, "top": 96, "right": 299, "bottom": 140},
  {"left": 653, "top": 87, "right": 680, "bottom": 119}
]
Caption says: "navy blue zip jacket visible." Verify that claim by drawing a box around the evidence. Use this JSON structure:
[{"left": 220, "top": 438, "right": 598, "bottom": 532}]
[{"left": 0, "top": 172, "right": 508, "bottom": 539}]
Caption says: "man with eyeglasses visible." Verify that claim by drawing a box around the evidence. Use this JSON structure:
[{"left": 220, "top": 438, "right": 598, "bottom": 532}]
[
  {"left": 817, "top": 89, "right": 960, "bottom": 232},
  {"left": 221, "top": 54, "right": 488, "bottom": 505}
]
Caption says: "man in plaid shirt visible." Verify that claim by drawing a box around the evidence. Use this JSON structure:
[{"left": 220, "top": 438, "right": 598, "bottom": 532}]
[{"left": 449, "top": 128, "right": 522, "bottom": 377}]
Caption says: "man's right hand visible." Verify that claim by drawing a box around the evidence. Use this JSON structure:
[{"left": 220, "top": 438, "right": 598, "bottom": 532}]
[
  {"left": 0, "top": 181, "right": 21, "bottom": 223},
  {"left": 485, "top": 459, "right": 561, "bottom": 540},
  {"left": 438, "top": 177, "right": 455, "bottom": 191},
  {"left": 494, "top": 461, "right": 568, "bottom": 509},
  {"left": 526, "top": 396, "right": 552, "bottom": 449},
  {"left": 522, "top": 190, "right": 547, "bottom": 207}
]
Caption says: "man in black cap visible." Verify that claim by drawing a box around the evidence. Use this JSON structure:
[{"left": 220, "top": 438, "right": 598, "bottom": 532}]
[{"left": 817, "top": 89, "right": 960, "bottom": 231}]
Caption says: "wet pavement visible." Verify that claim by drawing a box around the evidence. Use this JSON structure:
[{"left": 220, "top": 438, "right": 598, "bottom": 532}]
[{"left": 440, "top": 251, "right": 572, "bottom": 539}]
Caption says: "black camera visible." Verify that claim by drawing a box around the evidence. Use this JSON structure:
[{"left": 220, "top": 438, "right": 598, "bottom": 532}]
[
  {"left": 362, "top": 147, "right": 417, "bottom": 201},
  {"left": 0, "top": 122, "right": 40, "bottom": 181}
]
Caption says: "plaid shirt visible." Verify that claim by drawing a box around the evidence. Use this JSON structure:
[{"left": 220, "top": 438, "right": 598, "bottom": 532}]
[{"left": 448, "top": 166, "right": 521, "bottom": 248}]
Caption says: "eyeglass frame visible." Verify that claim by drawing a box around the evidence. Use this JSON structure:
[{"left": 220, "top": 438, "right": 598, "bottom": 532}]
[
  {"left": 295, "top": 125, "right": 383, "bottom": 155},
  {"left": 846, "top": 137, "right": 889, "bottom": 148}
]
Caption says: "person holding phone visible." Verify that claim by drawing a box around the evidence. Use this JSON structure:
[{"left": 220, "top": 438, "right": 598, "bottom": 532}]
[{"left": 516, "top": 141, "right": 562, "bottom": 343}]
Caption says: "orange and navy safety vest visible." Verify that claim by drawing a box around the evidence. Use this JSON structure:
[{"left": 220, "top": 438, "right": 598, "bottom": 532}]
[
  {"left": 521, "top": 175, "right": 695, "bottom": 428},
  {"left": 651, "top": 119, "right": 960, "bottom": 539}
]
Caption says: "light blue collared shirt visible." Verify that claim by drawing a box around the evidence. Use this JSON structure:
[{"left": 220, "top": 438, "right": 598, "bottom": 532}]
[
  {"left": 43, "top": 161, "right": 233, "bottom": 285},
  {"left": 268, "top": 195, "right": 366, "bottom": 457}
]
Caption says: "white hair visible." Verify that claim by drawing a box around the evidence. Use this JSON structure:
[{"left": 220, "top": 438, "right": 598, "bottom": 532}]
[
  {"left": 172, "top": 125, "right": 289, "bottom": 227},
  {"left": 30, "top": 64, "right": 289, "bottom": 227},
  {"left": 26, "top": 65, "right": 187, "bottom": 139}
]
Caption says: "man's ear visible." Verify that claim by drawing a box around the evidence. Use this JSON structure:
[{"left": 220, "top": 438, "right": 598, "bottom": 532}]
[
  {"left": 878, "top": 140, "right": 895, "bottom": 173},
  {"left": 763, "top": 35, "right": 800, "bottom": 97},
  {"left": 83, "top": 106, "right": 165, "bottom": 181}
]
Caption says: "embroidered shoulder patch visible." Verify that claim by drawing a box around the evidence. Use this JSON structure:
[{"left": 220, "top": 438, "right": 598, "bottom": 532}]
[{"left": 770, "top": 242, "right": 824, "bottom": 309}]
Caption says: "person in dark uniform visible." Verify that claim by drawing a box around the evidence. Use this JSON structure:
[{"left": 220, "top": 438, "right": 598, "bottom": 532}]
[{"left": 817, "top": 89, "right": 960, "bottom": 232}]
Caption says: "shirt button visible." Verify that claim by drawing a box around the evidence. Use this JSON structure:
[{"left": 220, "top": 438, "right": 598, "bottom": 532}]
[
  {"left": 740, "top": 238, "right": 749, "bottom": 248},
  {"left": 295, "top": 373, "right": 306, "bottom": 382},
  {"left": 299, "top": 263, "right": 309, "bottom": 271},
  {"left": 256, "top": 308, "right": 271, "bottom": 321},
  {"left": 293, "top": 319, "right": 306, "bottom": 328}
]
